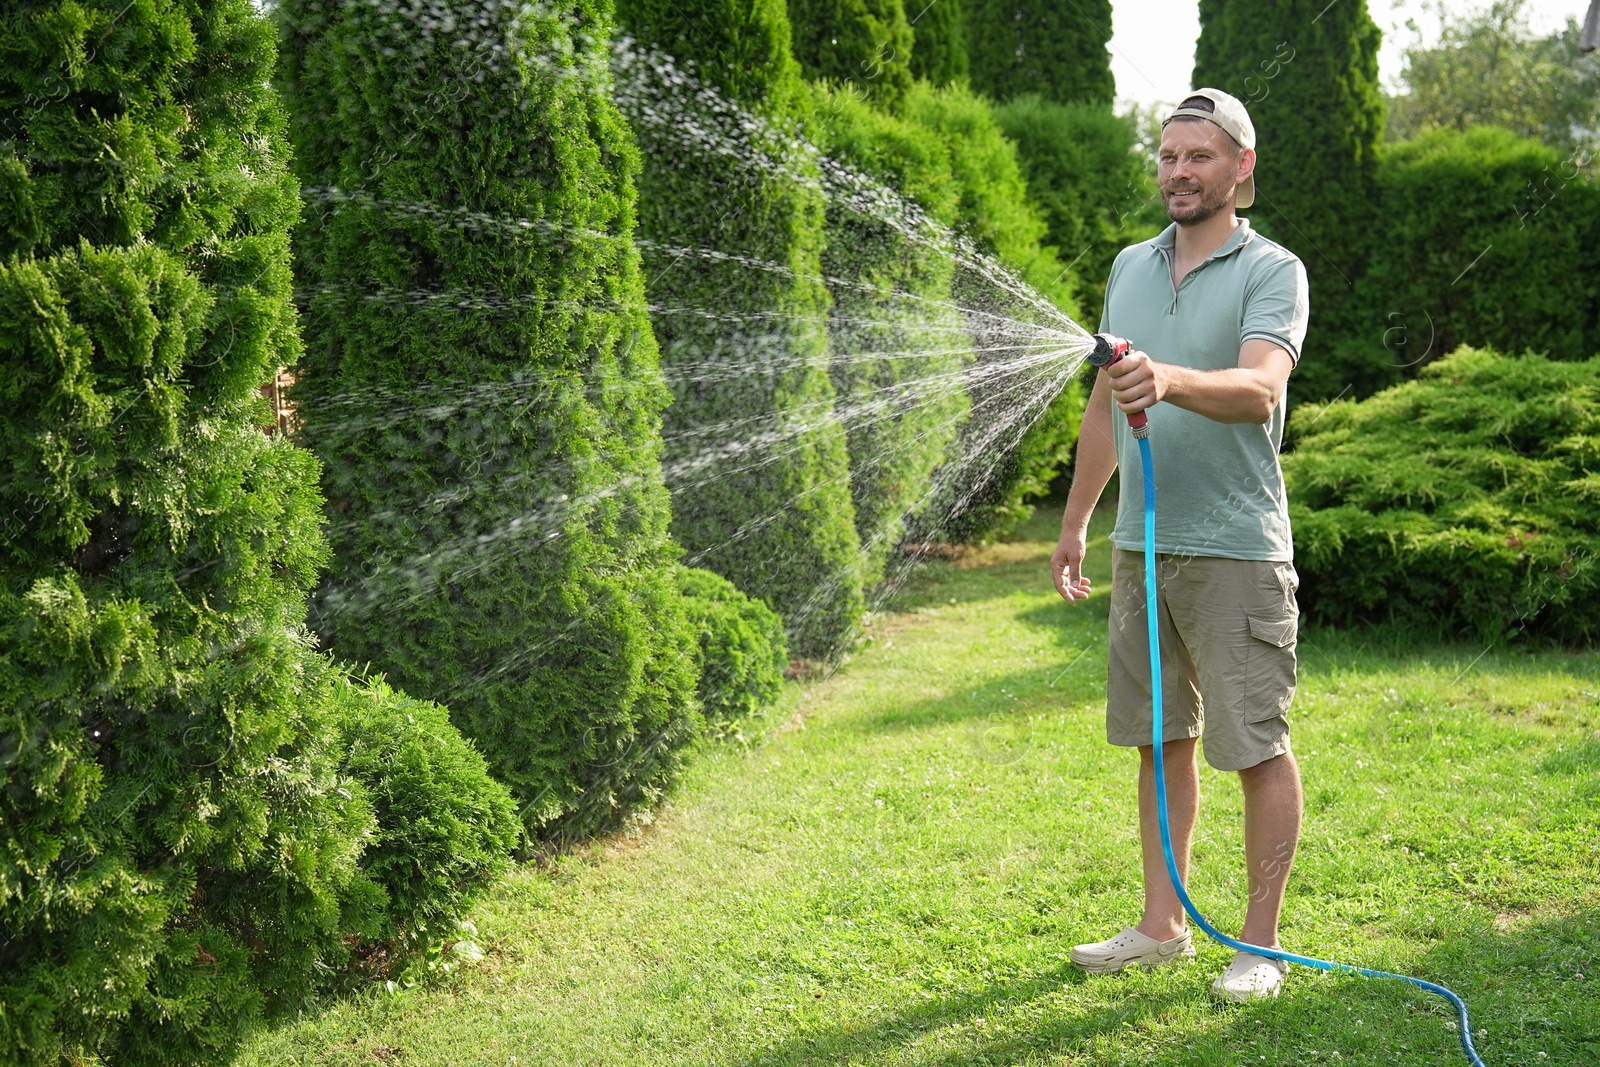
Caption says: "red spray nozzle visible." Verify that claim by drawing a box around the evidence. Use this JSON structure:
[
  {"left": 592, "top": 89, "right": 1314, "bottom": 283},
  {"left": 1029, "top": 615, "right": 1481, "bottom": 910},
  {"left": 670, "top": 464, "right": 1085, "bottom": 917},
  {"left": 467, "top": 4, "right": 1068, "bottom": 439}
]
[{"left": 1088, "top": 333, "right": 1148, "bottom": 437}]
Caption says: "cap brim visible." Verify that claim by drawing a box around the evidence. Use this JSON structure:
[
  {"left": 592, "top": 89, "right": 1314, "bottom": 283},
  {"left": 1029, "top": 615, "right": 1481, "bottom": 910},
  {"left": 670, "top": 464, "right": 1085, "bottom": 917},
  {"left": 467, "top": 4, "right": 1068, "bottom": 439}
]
[{"left": 1237, "top": 174, "right": 1255, "bottom": 210}]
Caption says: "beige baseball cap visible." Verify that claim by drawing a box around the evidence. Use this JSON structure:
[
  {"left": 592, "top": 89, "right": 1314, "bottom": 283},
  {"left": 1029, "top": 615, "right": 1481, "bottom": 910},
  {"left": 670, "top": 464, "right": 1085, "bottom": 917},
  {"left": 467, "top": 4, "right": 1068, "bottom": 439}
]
[{"left": 1162, "top": 88, "right": 1256, "bottom": 209}]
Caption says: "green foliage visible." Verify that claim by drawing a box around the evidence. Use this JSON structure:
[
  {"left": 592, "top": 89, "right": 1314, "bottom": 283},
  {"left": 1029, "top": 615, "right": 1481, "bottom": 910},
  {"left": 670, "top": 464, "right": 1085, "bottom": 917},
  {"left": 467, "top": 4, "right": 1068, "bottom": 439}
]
[
  {"left": 1387, "top": 0, "right": 1600, "bottom": 154},
  {"left": 900, "top": 81, "right": 1086, "bottom": 542},
  {"left": 1286, "top": 346, "right": 1600, "bottom": 644},
  {"left": 328, "top": 672, "right": 518, "bottom": 964},
  {"left": 616, "top": 0, "right": 867, "bottom": 660},
  {"left": 1194, "top": 0, "right": 1385, "bottom": 401},
  {"left": 676, "top": 566, "right": 788, "bottom": 730},
  {"left": 789, "top": 0, "right": 914, "bottom": 109},
  {"left": 0, "top": 0, "right": 381, "bottom": 1060},
  {"left": 808, "top": 82, "right": 968, "bottom": 581},
  {"left": 1327, "top": 126, "right": 1600, "bottom": 397},
  {"left": 993, "top": 95, "right": 1164, "bottom": 323},
  {"left": 276, "top": 0, "right": 702, "bottom": 840},
  {"left": 907, "top": 0, "right": 967, "bottom": 86},
  {"left": 962, "top": 0, "right": 1114, "bottom": 106}
]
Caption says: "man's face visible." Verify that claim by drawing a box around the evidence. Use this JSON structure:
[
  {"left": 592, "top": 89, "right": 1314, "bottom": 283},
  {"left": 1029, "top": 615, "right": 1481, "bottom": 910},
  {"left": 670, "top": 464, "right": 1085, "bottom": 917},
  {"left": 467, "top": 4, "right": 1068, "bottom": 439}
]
[{"left": 1157, "top": 119, "right": 1252, "bottom": 226}]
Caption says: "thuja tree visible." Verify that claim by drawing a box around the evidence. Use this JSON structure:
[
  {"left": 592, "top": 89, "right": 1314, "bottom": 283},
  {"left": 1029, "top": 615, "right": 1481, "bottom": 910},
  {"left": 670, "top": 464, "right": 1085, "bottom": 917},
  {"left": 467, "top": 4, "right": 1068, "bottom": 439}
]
[
  {"left": 994, "top": 95, "right": 1164, "bottom": 322},
  {"left": 276, "top": 0, "right": 701, "bottom": 839},
  {"left": 907, "top": 0, "right": 967, "bottom": 86},
  {"left": 788, "top": 0, "right": 914, "bottom": 110},
  {"left": 0, "top": 0, "right": 376, "bottom": 1061},
  {"left": 809, "top": 82, "right": 967, "bottom": 584},
  {"left": 614, "top": 0, "right": 866, "bottom": 660},
  {"left": 1193, "top": 0, "right": 1384, "bottom": 401},
  {"left": 901, "top": 81, "right": 1088, "bottom": 542},
  {"left": 962, "top": 0, "right": 1114, "bottom": 106}
]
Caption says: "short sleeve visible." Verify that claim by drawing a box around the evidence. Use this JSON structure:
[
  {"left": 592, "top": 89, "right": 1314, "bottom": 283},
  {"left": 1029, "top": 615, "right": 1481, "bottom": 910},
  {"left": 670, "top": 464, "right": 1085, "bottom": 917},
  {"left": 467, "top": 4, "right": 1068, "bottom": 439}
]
[
  {"left": 1098, "top": 251, "right": 1125, "bottom": 334},
  {"left": 1240, "top": 254, "right": 1309, "bottom": 366}
]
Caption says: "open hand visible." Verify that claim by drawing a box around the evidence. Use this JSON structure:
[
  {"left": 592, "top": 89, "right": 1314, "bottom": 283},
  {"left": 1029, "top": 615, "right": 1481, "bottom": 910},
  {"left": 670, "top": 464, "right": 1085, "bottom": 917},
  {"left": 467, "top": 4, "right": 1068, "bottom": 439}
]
[{"left": 1051, "top": 529, "right": 1093, "bottom": 603}]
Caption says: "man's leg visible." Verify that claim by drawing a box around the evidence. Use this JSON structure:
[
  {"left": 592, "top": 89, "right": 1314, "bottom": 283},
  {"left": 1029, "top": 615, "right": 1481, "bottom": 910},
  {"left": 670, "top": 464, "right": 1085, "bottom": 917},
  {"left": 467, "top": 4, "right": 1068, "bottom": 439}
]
[
  {"left": 1236, "top": 749, "right": 1302, "bottom": 947},
  {"left": 1135, "top": 736, "right": 1199, "bottom": 942}
]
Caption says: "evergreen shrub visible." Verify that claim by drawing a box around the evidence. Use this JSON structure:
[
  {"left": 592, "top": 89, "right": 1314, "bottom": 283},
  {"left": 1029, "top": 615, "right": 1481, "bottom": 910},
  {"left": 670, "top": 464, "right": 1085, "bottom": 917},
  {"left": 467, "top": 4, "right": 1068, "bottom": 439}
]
[
  {"left": 676, "top": 566, "right": 788, "bottom": 730},
  {"left": 615, "top": 0, "right": 867, "bottom": 660},
  {"left": 277, "top": 0, "right": 702, "bottom": 840},
  {"left": 0, "top": 0, "right": 382, "bottom": 1060},
  {"left": 329, "top": 672, "right": 519, "bottom": 964},
  {"left": 993, "top": 94, "right": 1163, "bottom": 322},
  {"left": 809, "top": 82, "right": 968, "bottom": 582},
  {"left": 907, "top": 0, "right": 967, "bottom": 86},
  {"left": 1328, "top": 127, "right": 1600, "bottom": 398},
  {"left": 900, "top": 81, "right": 1087, "bottom": 542},
  {"left": 962, "top": 0, "right": 1114, "bottom": 106},
  {"left": 788, "top": 0, "right": 914, "bottom": 109},
  {"left": 1286, "top": 346, "right": 1600, "bottom": 643}
]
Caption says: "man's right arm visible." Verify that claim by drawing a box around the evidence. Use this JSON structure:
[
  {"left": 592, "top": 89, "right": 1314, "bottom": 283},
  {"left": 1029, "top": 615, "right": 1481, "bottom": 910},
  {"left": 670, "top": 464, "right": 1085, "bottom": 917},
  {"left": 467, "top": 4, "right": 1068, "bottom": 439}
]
[{"left": 1051, "top": 370, "right": 1118, "bottom": 603}]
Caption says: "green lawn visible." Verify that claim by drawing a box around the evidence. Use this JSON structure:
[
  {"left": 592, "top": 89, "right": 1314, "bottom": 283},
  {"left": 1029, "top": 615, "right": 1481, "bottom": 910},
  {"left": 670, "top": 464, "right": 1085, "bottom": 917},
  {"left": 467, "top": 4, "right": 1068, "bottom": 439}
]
[{"left": 240, "top": 505, "right": 1600, "bottom": 1066}]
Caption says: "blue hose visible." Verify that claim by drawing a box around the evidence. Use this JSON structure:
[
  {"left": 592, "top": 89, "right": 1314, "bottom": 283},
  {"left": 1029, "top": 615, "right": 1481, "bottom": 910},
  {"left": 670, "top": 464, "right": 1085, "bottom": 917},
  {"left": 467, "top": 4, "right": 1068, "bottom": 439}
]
[{"left": 1137, "top": 433, "right": 1487, "bottom": 1067}]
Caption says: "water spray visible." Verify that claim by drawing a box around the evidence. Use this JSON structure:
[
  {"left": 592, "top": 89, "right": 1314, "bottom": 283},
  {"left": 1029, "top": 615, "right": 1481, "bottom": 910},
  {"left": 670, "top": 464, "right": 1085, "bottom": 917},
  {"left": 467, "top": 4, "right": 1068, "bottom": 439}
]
[{"left": 1089, "top": 332, "right": 1488, "bottom": 1067}]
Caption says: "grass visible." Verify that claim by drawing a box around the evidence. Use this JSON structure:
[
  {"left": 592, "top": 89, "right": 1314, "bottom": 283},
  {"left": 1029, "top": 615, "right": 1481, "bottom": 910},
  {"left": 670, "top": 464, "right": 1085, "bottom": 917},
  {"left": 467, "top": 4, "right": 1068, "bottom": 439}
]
[{"left": 239, "top": 504, "right": 1600, "bottom": 1066}]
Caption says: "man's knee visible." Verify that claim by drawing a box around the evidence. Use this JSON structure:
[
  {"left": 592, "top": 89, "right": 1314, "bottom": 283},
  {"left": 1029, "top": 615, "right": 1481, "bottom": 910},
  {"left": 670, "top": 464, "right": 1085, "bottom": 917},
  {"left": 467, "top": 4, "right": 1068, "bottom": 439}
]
[{"left": 1138, "top": 736, "right": 1199, "bottom": 765}]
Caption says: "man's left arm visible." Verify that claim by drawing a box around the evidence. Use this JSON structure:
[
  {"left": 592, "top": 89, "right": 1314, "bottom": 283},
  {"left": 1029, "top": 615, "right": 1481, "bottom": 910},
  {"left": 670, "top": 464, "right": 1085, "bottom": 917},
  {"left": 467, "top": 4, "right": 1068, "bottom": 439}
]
[{"left": 1106, "top": 339, "right": 1294, "bottom": 425}]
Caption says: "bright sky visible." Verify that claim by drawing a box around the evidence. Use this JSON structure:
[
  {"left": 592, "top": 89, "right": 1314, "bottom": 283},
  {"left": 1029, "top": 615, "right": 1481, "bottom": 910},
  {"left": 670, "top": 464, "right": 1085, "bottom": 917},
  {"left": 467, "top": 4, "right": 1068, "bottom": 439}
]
[{"left": 1106, "top": 0, "right": 1590, "bottom": 111}]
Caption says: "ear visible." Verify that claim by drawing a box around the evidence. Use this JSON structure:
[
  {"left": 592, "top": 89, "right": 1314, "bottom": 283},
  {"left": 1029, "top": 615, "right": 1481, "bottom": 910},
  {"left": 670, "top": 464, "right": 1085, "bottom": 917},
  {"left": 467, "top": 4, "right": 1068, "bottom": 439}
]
[{"left": 1236, "top": 147, "right": 1257, "bottom": 185}]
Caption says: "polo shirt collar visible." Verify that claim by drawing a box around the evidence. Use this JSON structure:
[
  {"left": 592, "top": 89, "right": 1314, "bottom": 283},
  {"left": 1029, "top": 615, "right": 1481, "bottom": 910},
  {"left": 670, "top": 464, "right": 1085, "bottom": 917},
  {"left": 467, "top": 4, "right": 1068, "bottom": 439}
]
[{"left": 1150, "top": 218, "right": 1255, "bottom": 263}]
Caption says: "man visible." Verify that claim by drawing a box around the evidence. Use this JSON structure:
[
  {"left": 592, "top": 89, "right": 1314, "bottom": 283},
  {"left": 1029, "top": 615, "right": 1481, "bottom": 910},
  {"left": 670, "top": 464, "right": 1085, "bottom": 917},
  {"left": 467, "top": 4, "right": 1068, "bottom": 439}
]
[{"left": 1049, "top": 89, "right": 1309, "bottom": 1002}]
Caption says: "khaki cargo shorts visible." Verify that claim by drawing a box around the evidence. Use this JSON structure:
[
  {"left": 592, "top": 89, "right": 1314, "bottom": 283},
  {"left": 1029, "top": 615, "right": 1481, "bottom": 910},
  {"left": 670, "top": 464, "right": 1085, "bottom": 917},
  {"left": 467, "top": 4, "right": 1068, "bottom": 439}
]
[{"left": 1106, "top": 548, "right": 1299, "bottom": 771}]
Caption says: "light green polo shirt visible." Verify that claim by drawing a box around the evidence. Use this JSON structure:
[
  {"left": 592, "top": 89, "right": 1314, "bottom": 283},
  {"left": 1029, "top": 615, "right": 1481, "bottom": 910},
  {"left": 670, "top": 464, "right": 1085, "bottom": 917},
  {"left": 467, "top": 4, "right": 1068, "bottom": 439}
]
[{"left": 1099, "top": 219, "right": 1309, "bottom": 562}]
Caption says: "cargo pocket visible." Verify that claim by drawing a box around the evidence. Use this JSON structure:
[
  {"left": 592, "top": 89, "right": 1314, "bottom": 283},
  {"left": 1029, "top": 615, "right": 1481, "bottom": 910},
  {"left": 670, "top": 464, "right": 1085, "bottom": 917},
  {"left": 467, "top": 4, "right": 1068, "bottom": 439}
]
[{"left": 1244, "top": 610, "right": 1297, "bottom": 720}]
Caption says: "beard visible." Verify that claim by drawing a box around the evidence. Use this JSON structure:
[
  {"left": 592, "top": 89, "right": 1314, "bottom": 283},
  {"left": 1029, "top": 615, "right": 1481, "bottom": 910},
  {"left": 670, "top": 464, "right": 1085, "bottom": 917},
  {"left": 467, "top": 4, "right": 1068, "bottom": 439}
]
[{"left": 1163, "top": 180, "right": 1233, "bottom": 225}]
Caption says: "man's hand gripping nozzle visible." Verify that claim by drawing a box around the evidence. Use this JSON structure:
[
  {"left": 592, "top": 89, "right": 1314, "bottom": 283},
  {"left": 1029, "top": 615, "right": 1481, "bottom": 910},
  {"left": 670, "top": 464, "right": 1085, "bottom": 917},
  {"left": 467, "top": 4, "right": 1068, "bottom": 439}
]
[{"left": 1089, "top": 333, "right": 1148, "bottom": 439}]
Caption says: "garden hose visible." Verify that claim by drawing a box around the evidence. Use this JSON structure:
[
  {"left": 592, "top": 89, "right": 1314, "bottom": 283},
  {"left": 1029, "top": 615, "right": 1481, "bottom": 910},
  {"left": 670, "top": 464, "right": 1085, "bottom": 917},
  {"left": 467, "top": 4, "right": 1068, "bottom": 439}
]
[{"left": 1088, "top": 333, "right": 1488, "bottom": 1067}]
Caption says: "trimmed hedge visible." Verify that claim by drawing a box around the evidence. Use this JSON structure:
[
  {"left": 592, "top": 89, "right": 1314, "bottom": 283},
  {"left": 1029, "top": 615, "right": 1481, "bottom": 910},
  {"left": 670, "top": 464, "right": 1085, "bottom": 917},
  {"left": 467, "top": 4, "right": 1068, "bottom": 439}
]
[
  {"left": 1326, "top": 127, "right": 1600, "bottom": 399},
  {"left": 788, "top": 0, "right": 914, "bottom": 109},
  {"left": 676, "top": 566, "right": 788, "bottom": 730},
  {"left": 1286, "top": 346, "right": 1600, "bottom": 643},
  {"left": 616, "top": 0, "right": 867, "bottom": 661},
  {"left": 809, "top": 81, "right": 968, "bottom": 583},
  {"left": 277, "top": 0, "right": 702, "bottom": 840},
  {"left": 0, "top": 1, "right": 378, "bottom": 1060},
  {"left": 901, "top": 81, "right": 1087, "bottom": 543}
]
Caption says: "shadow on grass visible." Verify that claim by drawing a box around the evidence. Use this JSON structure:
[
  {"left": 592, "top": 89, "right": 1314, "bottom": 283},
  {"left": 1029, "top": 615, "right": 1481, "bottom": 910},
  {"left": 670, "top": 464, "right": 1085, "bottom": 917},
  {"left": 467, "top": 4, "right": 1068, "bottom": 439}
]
[
  {"left": 718, "top": 961, "right": 1197, "bottom": 1067},
  {"left": 718, "top": 908, "right": 1599, "bottom": 1067},
  {"left": 847, "top": 654, "right": 1108, "bottom": 737}
]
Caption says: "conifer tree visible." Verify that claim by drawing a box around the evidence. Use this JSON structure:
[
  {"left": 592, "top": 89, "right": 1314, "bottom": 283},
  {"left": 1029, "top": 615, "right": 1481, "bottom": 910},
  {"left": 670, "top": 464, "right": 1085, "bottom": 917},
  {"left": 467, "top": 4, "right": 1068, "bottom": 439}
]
[
  {"left": 276, "top": 0, "right": 702, "bottom": 838},
  {"left": 963, "top": 0, "right": 1114, "bottom": 106},
  {"left": 789, "top": 0, "right": 915, "bottom": 109},
  {"left": 614, "top": 0, "right": 866, "bottom": 659},
  {"left": 0, "top": 1, "right": 377, "bottom": 1060},
  {"left": 907, "top": 0, "right": 968, "bottom": 85},
  {"left": 1193, "top": 0, "right": 1385, "bottom": 400},
  {"left": 809, "top": 83, "right": 968, "bottom": 583}
]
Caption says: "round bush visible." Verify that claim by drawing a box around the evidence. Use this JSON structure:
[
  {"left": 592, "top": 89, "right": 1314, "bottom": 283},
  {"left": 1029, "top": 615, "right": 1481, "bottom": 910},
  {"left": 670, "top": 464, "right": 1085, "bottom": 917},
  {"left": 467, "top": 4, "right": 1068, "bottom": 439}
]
[
  {"left": 677, "top": 566, "right": 789, "bottom": 729},
  {"left": 329, "top": 672, "right": 520, "bottom": 964}
]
